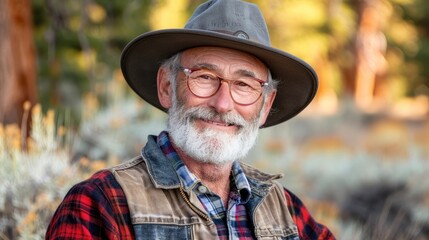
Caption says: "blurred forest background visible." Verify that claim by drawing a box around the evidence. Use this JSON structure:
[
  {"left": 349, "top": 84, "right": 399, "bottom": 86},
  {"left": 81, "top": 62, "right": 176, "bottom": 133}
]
[{"left": 1, "top": 0, "right": 429, "bottom": 239}]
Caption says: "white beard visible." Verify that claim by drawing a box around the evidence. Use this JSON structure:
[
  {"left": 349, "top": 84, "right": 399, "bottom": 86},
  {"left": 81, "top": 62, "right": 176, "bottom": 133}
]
[{"left": 167, "top": 101, "right": 262, "bottom": 165}]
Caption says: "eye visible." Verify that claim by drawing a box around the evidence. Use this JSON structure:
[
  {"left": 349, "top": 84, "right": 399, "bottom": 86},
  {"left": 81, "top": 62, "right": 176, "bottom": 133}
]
[
  {"left": 198, "top": 74, "right": 217, "bottom": 81},
  {"left": 236, "top": 81, "right": 251, "bottom": 87},
  {"left": 233, "top": 79, "right": 259, "bottom": 91},
  {"left": 192, "top": 70, "right": 218, "bottom": 81}
]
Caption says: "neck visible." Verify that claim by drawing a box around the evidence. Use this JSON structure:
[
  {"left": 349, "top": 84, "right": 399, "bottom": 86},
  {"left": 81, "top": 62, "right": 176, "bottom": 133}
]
[{"left": 174, "top": 142, "right": 233, "bottom": 205}]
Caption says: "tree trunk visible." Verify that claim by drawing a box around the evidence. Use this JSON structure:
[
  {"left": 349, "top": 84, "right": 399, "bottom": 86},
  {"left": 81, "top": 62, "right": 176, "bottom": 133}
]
[
  {"left": 353, "top": 0, "right": 388, "bottom": 111},
  {"left": 0, "top": 0, "right": 37, "bottom": 130}
]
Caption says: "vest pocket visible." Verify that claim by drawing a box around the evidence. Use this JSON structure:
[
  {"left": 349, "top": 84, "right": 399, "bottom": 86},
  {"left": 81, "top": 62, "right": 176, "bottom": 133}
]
[
  {"left": 255, "top": 227, "right": 300, "bottom": 240},
  {"left": 257, "top": 234, "right": 299, "bottom": 240},
  {"left": 134, "top": 224, "right": 191, "bottom": 240}
]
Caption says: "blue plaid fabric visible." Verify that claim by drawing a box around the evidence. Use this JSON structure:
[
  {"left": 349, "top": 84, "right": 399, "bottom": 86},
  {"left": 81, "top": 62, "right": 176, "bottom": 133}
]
[{"left": 157, "top": 131, "right": 254, "bottom": 239}]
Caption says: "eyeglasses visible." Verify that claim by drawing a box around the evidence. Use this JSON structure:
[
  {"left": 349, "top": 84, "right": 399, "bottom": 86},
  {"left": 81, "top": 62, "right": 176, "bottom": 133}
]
[{"left": 179, "top": 66, "right": 268, "bottom": 105}]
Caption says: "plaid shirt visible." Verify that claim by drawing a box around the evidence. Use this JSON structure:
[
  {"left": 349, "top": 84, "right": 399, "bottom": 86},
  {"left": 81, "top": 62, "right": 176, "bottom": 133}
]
[
  {"left": 46, "top": 173, "right": 335, "bottom": 240},
  {"left": 157, "top": 131, "right": 253, "bottom": 239},
  {"left": 46, "top": 134, "right": 336, "bottom": 240}
]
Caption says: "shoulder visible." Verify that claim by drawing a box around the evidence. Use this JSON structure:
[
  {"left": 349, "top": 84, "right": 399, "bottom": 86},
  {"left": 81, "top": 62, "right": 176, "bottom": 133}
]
[
  {"left": 238, "top": 162, "right": 336, "bottom": 239},
  {"left": 56, "top": 170, "right": 119, "bottom": 204},
  {"left": 110, "top": 156, "right": 150, "bottom": 180},
  {"left": 51, "top": 169, "right": 128, "bottom": 218},
  {"left": 83, "top": 169, "right": 128, "bottom": 203},
  {"left": 46, "top": 169, "right": 134, "bottom": 239},
  {"left": 110, "top": 155, "right": 145, "bottom": 172},
  {"left": 238, "top": 161, "right": 283, "bottom": 182},
  {"left": 283, "top": 188, "right": 337, "bottom": 240}
]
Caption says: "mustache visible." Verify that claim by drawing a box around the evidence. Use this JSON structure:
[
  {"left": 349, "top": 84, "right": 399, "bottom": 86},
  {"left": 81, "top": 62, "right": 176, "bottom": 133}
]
[{"left": 181, "top": 106, "right": 249, "bottom": 128}]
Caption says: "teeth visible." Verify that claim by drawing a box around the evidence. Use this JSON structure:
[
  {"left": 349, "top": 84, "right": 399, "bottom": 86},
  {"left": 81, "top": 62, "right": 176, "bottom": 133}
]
[{"left": 205, "top": 119, "right": 230, "bottom": 126}]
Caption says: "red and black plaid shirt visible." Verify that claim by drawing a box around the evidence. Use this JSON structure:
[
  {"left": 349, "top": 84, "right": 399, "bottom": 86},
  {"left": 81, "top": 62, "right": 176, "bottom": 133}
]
[{"left": 46, "top": 170, "right": 335, "bottom": 239}]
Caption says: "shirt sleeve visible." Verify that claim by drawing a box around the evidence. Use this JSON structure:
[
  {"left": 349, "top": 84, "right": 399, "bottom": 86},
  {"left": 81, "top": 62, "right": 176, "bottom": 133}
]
[
  {"left": 45, "top": 170, "right": 134, "bottom": 239},
  {"left": 284, "top": 188, "right": 336, "bottom": 240}
]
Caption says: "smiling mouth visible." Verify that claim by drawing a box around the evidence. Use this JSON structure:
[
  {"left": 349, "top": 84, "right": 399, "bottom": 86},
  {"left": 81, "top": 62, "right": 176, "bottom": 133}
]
[
  {"left": 187, "top": 108, "right": 245, "bottom": 129},
  {"left": 203, "top": 119, "right": 234, "bottom": 127}
]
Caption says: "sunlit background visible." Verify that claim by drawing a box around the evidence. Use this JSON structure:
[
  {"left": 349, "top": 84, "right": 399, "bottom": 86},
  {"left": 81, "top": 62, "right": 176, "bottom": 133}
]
[{"left": 0, "top": 0, "right": 428, "bottom": 239}]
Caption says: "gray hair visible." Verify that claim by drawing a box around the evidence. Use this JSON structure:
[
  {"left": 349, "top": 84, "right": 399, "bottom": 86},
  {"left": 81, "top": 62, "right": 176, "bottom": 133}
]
[{"left": 159, "top": 52, "right": 182, "bottom": 98}]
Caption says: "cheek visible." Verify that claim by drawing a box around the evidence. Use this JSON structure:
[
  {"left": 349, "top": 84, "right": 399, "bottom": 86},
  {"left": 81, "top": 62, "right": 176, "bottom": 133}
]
[
  {"left": 236, "top": 103, "right": 263, "bottom": 122},
  {"left": 177, "top": 82, "right": 214, "bottom": 108},
  {"left": 175, "top": 83, "right": 200, "bottom": 107}
]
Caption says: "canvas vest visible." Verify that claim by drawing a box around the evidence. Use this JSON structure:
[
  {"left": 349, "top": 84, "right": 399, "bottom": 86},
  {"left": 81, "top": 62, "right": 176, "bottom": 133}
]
[{"left": 110, "top": 136, "right": 299, "bottom": 240}]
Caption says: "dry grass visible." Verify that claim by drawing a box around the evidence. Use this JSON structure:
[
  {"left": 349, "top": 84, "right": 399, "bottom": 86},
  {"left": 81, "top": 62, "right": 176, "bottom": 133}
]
[{"left": 0, "top": 103, "right": 106, "bottom": 239}]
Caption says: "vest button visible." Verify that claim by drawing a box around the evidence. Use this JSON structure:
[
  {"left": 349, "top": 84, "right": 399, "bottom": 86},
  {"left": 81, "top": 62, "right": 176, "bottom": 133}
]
[{"left": 198, "top": 185, "right": 208, "bottom": 194}]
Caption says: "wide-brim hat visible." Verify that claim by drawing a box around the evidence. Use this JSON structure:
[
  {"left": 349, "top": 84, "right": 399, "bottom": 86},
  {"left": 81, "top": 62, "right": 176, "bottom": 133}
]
[{"left": 121, "top": 0, "right": 318, "bottom": 128}]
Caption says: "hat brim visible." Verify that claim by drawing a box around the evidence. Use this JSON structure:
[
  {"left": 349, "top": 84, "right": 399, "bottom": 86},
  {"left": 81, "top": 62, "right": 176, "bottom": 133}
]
[{"left": 121, "top": 29, "right": 318, "bottom": 128}]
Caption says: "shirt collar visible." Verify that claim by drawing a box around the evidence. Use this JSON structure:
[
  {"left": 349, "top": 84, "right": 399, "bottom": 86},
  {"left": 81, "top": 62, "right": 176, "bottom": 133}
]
[{"left": 231, "top": 161, "right": 252, "bottom": 203}]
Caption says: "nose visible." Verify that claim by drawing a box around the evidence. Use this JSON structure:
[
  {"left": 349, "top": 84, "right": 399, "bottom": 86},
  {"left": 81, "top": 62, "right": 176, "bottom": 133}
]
[{"left": 207, "top": 81, "right": 234, "bottom": 113}]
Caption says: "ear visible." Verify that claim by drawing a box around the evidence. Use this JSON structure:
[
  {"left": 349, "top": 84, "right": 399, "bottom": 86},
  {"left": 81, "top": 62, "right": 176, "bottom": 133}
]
[
  {"left": 157, "top": 67, "right": 173, "bottom": 109},
  {"left": 258, "top": 90, "right": 277, "bottom": 126}
]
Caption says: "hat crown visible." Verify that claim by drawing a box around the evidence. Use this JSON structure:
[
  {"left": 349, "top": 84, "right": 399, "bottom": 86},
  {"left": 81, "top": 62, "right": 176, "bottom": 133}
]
[{"left": 184, "top": 0, "right": 271, "bottom": 46}]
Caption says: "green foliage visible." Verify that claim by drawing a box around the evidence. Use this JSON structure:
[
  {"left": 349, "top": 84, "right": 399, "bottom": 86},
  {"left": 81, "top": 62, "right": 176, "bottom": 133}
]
[
  {"left": 32, "top": 0, "right": 154, "bottom": 123},
  {"left": 388, "top": 0, "right": 429, "bottom": 95}
]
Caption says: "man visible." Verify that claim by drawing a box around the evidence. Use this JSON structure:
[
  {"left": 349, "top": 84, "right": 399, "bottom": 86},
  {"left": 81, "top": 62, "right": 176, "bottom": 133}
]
[{"left": 46, "top": 0, "right": 335, "bottom": 239}]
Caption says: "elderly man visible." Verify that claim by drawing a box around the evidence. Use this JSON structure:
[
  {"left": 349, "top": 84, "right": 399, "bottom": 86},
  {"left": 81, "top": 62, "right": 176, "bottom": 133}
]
[{"left": 46, "top": 0, "right": 335, "bottom": 239}]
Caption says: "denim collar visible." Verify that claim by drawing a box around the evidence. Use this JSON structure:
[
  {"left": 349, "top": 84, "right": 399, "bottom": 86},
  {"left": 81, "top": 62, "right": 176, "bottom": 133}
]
[{"left": 141, "top": 135, "right": 180, "bottom": 189}]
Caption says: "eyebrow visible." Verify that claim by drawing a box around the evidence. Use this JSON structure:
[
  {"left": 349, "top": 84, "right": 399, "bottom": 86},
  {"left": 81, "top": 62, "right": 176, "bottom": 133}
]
[{"left": 191, "top": 62, "right": 258, "bottom": 78}]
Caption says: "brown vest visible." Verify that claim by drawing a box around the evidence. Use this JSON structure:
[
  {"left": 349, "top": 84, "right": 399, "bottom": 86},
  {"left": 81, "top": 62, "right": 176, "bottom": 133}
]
[{"left": 111, "top": 156, "right": 299, "bottom": 239}]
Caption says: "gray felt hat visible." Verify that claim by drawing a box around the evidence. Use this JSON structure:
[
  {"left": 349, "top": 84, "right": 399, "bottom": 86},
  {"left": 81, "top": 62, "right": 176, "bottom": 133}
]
[{"left": 120, "top": 0, "right": 318, "bottom": 128}]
